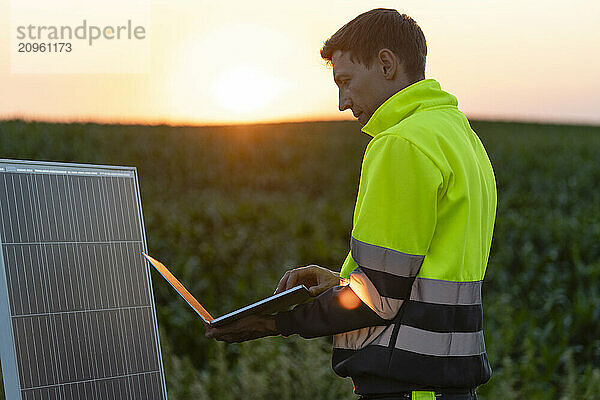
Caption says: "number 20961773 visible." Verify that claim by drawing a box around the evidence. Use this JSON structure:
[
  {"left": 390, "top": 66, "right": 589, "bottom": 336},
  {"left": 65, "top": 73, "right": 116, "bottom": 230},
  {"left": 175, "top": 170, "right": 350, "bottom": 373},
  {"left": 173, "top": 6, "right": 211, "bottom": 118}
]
[{"left": 18, "top": 42, "right": 72, "bottom": 52}]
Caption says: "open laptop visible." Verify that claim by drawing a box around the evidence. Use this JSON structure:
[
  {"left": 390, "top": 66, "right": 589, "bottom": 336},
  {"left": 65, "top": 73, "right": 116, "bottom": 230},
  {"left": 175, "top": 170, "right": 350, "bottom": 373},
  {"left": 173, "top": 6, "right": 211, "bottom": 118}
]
[{"left": 142, "top": 253, "right": 312, "bottom": 328}]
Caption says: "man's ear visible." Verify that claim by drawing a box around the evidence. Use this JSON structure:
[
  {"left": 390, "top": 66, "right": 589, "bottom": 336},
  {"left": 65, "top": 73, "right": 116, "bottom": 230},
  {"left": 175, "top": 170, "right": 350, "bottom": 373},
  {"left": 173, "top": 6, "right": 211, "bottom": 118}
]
[{"left": 378, "top": 49, "right": 398, "bottom": 80}]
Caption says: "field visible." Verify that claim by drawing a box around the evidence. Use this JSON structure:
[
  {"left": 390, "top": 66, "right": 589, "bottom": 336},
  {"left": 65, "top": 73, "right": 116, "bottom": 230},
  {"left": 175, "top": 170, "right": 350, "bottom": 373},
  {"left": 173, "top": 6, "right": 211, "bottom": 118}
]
[{"left": 0, "top": 119, "right": 599, "bottom": 399}]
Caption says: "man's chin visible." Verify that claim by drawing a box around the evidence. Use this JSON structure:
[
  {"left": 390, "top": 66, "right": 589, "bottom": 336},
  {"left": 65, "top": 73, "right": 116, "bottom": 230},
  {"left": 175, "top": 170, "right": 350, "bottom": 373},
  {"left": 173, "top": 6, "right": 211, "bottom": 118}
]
[{"left": 356, "top": 113, "right": 366, "bottom": 126}]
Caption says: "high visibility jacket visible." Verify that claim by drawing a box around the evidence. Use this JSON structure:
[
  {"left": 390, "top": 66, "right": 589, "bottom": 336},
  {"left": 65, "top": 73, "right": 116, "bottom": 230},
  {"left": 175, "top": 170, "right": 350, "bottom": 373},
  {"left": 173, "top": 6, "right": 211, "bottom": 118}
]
[{"left": 276, "top": 78, "right": 497, "bottom": 395}]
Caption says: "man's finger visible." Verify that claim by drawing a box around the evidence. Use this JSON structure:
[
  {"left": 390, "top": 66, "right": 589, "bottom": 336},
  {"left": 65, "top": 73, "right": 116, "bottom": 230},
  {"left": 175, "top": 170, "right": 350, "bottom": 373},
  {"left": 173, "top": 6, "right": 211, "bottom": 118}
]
[
  {"left": 208, "top": 330, "right": 239, "bottom": 342},
  {"left": 205, "top": 323, "right": 239, "bottom": 339},
  {"left": 285, "top": 271, "right": 300, "bottom": 291},
  {"left": 210, "top": 329, "right": 256, "bottom": 343},
  {"left": 307, "top": 285, "right": 320, "bottom": 296},
  {"left": 308, "top": 283, "right": 330, "bottom": 296},
  {"left": 275, "top": 270, "right": 291, "bottom": 294}
]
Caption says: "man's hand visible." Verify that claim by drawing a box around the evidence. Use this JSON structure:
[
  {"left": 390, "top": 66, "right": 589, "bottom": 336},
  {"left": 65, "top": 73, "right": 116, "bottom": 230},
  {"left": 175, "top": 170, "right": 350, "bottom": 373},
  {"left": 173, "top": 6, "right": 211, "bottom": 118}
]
[
  {"left": 274, "top": 264, "right": 340, "bottom": 296},
  {"left": 205, "top": 314, "right": 278, "bottom": 343}
]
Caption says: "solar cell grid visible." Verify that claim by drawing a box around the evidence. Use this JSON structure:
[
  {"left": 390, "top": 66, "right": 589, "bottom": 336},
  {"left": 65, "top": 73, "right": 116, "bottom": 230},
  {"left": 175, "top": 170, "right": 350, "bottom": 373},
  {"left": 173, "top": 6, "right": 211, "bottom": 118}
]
[{"left": 0, "top": 160, "right": 167, "bottom": 400}]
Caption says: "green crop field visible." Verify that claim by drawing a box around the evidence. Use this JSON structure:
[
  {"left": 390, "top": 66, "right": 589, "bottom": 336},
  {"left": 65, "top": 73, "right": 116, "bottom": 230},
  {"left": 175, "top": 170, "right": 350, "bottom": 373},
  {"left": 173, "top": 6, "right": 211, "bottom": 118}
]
[{"left": 0, "top": 119, "right": 599, "bottom": 399}]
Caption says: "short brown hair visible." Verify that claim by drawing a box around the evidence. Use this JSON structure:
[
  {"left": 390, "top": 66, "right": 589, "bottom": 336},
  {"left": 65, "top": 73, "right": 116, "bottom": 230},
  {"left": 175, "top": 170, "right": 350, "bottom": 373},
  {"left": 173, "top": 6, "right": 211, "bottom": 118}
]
[{"left": 320, "top": 8, "right": 427, "bottom": 82}]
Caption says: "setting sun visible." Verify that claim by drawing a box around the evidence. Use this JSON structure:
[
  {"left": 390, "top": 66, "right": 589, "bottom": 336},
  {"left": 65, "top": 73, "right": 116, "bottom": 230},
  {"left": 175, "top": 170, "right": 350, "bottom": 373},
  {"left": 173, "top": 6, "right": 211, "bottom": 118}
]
[
  {"left": 212, "top": 65, "right": 285, "bottom": 114},
  {"left": 163, "top": 21, "right": 299, "bottom": 124}
]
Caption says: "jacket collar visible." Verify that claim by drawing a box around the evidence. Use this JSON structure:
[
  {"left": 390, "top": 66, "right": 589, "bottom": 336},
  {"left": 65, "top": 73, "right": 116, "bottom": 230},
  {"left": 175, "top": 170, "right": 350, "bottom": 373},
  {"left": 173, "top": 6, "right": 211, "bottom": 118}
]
[{"left": 361, "top": 79, "right": 458, "bottom": 137}]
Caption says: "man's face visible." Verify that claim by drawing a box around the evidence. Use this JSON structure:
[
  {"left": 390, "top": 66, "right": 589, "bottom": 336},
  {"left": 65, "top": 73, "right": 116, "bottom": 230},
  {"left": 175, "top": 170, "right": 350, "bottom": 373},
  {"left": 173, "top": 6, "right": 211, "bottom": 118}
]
[{"left": 331, "top": 50, "right": 388, "bottom": 126}]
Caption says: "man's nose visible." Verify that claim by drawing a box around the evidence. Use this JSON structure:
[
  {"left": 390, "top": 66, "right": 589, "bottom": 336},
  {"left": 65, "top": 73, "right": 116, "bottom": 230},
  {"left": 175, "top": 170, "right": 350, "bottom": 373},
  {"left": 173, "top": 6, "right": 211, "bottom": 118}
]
[{"left": 339, "top": 92, "right": 352, "bottom": 111}]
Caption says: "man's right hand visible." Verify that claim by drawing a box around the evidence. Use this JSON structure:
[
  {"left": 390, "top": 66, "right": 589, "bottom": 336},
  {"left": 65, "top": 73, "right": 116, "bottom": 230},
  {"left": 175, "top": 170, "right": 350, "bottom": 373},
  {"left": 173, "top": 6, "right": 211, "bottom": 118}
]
[{"left": 274, "top": 264, "right": 340, "bottom": 297}]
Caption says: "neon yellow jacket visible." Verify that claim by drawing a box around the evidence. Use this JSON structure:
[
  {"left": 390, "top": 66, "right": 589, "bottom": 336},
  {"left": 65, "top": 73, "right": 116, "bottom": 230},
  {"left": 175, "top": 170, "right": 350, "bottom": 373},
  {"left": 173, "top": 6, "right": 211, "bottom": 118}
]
[{"left": 277, "top": 78, "right": 497, "bottom": 393}]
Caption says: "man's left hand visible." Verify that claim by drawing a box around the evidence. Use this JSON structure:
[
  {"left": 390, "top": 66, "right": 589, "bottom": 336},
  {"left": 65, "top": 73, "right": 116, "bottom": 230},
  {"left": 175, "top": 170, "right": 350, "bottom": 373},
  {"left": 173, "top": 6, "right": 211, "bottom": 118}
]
[{"left": 205, "top": 314, "right": 278, "bottom": 343}]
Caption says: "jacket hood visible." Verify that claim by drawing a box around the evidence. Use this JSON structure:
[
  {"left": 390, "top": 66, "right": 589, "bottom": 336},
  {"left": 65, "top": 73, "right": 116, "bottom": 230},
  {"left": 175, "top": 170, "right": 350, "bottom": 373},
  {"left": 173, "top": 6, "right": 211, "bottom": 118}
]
[{"left": 361, "top": 78, "right": 459, "bottom": 137}]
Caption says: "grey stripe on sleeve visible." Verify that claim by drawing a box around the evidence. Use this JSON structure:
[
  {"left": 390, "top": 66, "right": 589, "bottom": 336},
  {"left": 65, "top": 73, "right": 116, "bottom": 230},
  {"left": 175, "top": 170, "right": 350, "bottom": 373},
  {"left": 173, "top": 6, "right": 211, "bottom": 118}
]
[
  {"left": 351, "top": 236, "right": 423, "bottom": 278},
  {"left": 333, "top": 324, "right": 393, "bottom": 350}
]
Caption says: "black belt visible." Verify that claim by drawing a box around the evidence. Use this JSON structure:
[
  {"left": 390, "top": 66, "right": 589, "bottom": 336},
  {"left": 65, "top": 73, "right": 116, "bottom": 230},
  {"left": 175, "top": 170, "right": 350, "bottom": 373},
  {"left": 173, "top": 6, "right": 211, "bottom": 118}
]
[{"left": 358, "top": 389, "right": 477, "bottom": 400}]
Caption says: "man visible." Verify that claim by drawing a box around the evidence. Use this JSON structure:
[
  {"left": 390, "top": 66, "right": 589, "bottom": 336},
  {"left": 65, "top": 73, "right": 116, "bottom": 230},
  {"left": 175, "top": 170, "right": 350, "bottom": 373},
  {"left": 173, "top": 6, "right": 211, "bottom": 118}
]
[{"left": 206, "top": 8, "right": 497, "bottom": 400}]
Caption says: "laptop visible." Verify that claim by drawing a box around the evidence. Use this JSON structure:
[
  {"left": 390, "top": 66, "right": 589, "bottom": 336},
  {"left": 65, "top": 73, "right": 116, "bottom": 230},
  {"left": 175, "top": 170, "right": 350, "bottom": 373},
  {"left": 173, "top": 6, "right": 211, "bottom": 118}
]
[{"left": 142, "top": 253, "right": 312, "bottom": 328}]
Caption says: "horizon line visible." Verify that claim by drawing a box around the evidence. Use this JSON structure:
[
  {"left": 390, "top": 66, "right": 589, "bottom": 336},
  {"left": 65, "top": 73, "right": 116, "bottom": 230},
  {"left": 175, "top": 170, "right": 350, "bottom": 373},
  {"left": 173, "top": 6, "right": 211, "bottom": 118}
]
[{"left": 1, "top": 114, "right": 599, "bottom": 129}]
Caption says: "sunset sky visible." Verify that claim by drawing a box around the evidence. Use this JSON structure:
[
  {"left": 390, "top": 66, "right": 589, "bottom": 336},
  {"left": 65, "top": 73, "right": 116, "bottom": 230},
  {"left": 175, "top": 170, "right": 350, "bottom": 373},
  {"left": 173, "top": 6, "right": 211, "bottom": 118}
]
[{"left": 0, "top": 0, "right": 598, "bottom": 126}]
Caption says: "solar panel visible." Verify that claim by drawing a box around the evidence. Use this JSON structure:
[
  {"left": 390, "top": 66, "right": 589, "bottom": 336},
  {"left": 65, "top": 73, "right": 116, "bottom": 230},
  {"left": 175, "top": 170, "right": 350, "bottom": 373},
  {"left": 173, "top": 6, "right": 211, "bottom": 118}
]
[{"left": 0, "top": 159, "right": 168, "bottom": 400}]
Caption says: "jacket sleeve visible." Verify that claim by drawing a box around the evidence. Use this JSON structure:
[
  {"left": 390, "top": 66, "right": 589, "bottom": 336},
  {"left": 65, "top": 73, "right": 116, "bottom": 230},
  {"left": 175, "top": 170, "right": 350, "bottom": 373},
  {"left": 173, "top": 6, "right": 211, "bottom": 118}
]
[
  {"left": 345, "top": 135, "right": 442, "bottom": 320},
  {"left": 276, "top": 135, "right": 443, "bottom": 337},
  {"left": 275, "top": 282, "right": 388, "bottom": 338}
]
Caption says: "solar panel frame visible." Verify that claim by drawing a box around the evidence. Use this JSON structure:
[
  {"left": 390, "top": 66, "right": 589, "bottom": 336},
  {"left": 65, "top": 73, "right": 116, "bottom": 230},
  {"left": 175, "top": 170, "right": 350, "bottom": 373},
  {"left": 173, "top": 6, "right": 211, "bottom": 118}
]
[{"left": 0, "top": 159, "right": 168, "bottom": 400}]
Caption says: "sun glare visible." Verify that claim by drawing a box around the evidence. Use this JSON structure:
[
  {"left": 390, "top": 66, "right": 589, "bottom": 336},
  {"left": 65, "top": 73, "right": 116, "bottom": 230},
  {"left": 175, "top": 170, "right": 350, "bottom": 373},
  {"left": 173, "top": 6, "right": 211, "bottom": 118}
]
[
  {"left": 338, "top": 287, "right": 362, "bottom": 310},
  {"left": 165, "top": 22, "right": 293, "bottom": 123},
  {"left": 212, "top": 65, "right": 284, "bottom": 114}
]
